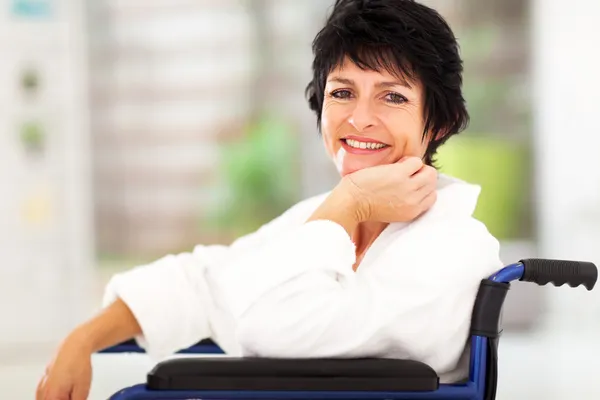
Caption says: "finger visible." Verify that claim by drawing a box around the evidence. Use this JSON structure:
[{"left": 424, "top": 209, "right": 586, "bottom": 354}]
[
  {"left": 417, "top": 189, "right": 438, "bottom": 215},
  {"left": 396, "top": 155, "right": 415, "bottom": 163},
  {"left": 44, "top": 391, "right": 64, "bottom": 400},
  {"left": 411, "top": 165, "right": 438, "bottom": 190},
  {"left": 412, "top": 179, "right": 437, "bottom": 204},
  {"left": 71, "top": 383, "right": 90, "bottom": 400},
  {"left": 45, "top": 384, "right": 71, "bottom": 400},
  {"left": 404, "top": 180, "right": 435, "bottom": 207},
  {"left": 396, "top": 156, "right": 424, "bottom": 176},
  {"left": 36, "top": 376, "right": 45, "bottom": 400},
  {"left": 71, "top": 372, "right": 92, "bottom": 400}
]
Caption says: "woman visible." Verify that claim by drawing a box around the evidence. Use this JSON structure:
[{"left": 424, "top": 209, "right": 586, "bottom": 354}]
[{"left": 37, "top": 1, "right": 502, "bottom": 399}]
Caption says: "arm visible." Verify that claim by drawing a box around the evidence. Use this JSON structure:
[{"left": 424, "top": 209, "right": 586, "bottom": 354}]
[
  {"left": 37, "top": 195, "right": 328, "bottom": 400},
  {"left": 83, "top": 191, "right": 337, "bottom": 358},
  {"left": 99, "top": 194, "right": 328, "bottom": 360},
  {"left": 36, "top": 299, "right": 141, "bottom": 400},
  {"left": 213, "top": 193, "right": 501, "bottom": 373},
  {"left": 69, "top": 297, "right": 141, "bottom": 353},
  {"left": 306, "top": 182, "right": 362, "bottom": 236}
]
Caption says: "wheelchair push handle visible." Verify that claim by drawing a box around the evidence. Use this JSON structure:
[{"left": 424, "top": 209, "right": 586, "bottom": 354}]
[{"left": 519, "top": 258, "right": 598, "bottom": 290}]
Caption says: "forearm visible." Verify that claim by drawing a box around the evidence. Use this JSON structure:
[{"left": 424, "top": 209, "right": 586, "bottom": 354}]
[{"left": 68, "top": 297, "right": 142, "bottom": 353}]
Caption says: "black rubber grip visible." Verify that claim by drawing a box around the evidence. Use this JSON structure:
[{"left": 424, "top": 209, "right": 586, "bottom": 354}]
[{"left": 519, "top": 259, "right": 598, "bottom": 291}]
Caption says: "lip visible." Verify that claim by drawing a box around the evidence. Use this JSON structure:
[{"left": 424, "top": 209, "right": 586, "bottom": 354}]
[
  {"left": 340, "top": 139, "right": 391, "bottom": 155},
  {"left": 342, "top": 135, "right": 389, "bottom": 145}
]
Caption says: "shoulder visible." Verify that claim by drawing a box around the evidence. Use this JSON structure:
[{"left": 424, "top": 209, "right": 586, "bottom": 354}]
[
  {"left": 234, "top": 191, "right": 331, "bottom": 240},
  {"left": 211, "top": 191, "right": 332, "bottom": 258},
  {"left": 281, "top": 191, "right": 332, "bottom": 220},
  {"left": 382, "top": 174, "right": 502, "bottom": 281},
  {"left": 263, "top": 191, "right": 331, "bottom": 230}
]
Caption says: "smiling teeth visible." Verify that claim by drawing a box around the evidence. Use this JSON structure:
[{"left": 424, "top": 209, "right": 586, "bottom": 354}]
[{"left": 345, "top": 139, "right": 387, "bottom": 150}]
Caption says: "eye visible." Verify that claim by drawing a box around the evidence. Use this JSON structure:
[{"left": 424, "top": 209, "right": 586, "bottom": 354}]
[
  {"left": 330, "top": 89, "right": 353, "bottom": 99},
  {"left": 384, "top": 92, "right": 408, "bottom": 105}
]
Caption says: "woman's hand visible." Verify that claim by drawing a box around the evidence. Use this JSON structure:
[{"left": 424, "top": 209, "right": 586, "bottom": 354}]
[
  {"left": 341, "top": 156, "right": 438, "bottom": 223},
  {"left": 36, "top": 332, "right": 93, "bottom": 400},
  {"left": 35, "top": 298, "right": 143, "bottom": 400}
]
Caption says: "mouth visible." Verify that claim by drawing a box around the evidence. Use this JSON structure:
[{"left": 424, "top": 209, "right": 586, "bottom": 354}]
[{"left": 340, "top": 137, "right": 391, "bottom": 154}]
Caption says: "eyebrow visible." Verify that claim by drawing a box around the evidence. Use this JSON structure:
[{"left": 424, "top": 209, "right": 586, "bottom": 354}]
[{"left": 328, "top": 76, "right": 413, "bottom": 89}]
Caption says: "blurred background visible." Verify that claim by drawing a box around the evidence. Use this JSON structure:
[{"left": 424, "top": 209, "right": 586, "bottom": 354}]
[{"left": 1, "top": 0, "right": 599, "bottom": 398}]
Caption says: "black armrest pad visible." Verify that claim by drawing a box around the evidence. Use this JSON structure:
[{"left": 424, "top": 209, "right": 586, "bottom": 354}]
[{"left": 147, "top": 357, "right": 439, "bottom": 392}]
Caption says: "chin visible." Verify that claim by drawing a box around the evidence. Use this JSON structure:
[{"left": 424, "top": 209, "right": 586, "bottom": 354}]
[
  {"left": 337, "top": 165, "right": 367, "bottom": 177},
  {"left": 331, "top": 146, "right": 395, "bottom": 177}
]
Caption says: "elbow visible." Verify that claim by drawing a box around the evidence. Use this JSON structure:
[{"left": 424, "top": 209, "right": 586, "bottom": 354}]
[
  {"left": 235, "top": 310, "right": 311, "bottom": 358},
  {"left": 235, "top": 296, "right": 343, "bottom": 358},
  {"left": 233, "top": 287, "right": 349, "bottom": 358}
]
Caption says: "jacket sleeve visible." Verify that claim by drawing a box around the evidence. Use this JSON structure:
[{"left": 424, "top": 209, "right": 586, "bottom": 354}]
[
  {"left": 212, "top": 217, "right": 502, "bottom": 374},
  {"left": 101, "top": 198, "right": 319, "bottom": 361},
  {"left": 102, "top": 251, "right": 217, "bottom": 360}
]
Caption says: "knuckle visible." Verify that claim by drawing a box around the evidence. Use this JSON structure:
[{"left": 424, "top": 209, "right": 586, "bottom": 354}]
[
  {"left": 411, "top": 157, "right": 424, "bottom": 170},
  {"left": 408, "top": 209, "right": 419, "bottom": 219},
  {"left": 425, "top": 166, "right": 437, "bottom": 178},
  {"left": 401, "top": 157, "right": 422, "bottom": 173},
  {"left": 426, "top": 194, "right": 437, "bottom": 208},
  {"left": 406, "top": 196, "right": 418, "bottom": 206}
]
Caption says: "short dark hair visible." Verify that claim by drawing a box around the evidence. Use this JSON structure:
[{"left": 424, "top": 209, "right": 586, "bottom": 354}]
[{"left": 305, "top": 0, "right": 469, "bottom": 166}]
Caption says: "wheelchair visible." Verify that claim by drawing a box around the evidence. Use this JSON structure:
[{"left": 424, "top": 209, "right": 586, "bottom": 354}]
[{"left": 101, "top": 258, "right": 597, "bottom": 400}]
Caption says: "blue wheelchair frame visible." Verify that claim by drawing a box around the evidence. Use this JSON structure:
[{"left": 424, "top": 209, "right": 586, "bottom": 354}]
[{"left": 104, "top": 261, "right": 593, "bottom": 400}]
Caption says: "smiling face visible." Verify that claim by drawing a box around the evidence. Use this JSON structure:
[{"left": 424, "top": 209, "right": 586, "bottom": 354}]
[{"left": 321, "top": 58, "right": 429, "bottom": 177}]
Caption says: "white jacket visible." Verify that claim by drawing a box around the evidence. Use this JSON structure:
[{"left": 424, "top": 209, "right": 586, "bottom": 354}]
[{"left": 103, "top": 174, "right": 502, "bottom": 383}]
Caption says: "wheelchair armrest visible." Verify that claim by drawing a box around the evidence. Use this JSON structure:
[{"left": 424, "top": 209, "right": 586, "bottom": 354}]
[{"left": 147, "top": 357, "right": 439, "bottom": 392}]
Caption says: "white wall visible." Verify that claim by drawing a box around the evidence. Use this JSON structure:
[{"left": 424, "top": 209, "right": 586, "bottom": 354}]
[
  {"left": 87, "top": 0, "right": 257, "bottom": 255},
  {"left": 532, "top": 0, "right": 600, "bottom": 326},
  {"left": 0, "top": 0, "right": 94, "bottom": 349}
]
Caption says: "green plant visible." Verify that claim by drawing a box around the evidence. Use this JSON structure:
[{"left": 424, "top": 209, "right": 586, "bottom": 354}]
[
  {"left": 206, "top": 114, "right": 300, "bottom": 237},
  {"left": 436, "top": 135, "right": 531, "bottom": 240}
]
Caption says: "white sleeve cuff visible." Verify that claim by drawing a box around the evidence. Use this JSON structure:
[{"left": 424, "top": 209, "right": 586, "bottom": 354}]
[
  {"left": 102, "top": 253, "right": 213, "bottom": 361},
  {"left": 103, "top": 272, "right": 155, "bottom": 356}
]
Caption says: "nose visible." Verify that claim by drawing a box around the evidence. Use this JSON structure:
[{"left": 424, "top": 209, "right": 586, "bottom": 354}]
[{"left": 348, "top": 98, "right": 377, "bottom": 132}]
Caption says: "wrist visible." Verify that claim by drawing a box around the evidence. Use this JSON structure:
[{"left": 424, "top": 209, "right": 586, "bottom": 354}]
[
  {"left": 64, "top": 326, "right": 95, "bottom": 355},
  {"left": 307, "top": 182, "right": 362, "bottom": 237},
  {"left": 335, "top": 177, "right": 369, "bottom": 223}
]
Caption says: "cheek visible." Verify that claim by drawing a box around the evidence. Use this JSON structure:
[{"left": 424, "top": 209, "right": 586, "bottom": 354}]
[
  {"left": 385, "top": 108, "right": 426, "bottom": 156},
  {"left": 321, "top": 103, "right": 344, "bottom": 141}
]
